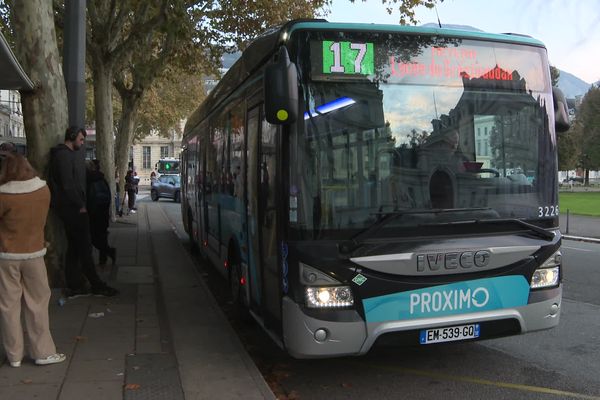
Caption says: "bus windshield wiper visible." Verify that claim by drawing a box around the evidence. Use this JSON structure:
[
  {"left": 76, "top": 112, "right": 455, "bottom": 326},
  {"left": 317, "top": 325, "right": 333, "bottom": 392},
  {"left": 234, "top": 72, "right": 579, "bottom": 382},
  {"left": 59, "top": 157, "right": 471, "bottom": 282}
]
[
  {"left": 418, "top": 217, "right": 555, "bottom": 241},
  {"left": 473, "top": 218, "right": 556, "bottom": 241},
  {"left": 338, "top": 207, "right": 492, "bottom": 255}
]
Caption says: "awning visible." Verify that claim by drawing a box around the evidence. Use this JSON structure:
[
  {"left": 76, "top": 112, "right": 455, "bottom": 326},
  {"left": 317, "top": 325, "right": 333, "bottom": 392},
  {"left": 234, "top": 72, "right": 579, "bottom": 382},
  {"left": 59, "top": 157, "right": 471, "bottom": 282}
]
[{"left": 0, "top": 30, "right": 34, "bottom": 90}]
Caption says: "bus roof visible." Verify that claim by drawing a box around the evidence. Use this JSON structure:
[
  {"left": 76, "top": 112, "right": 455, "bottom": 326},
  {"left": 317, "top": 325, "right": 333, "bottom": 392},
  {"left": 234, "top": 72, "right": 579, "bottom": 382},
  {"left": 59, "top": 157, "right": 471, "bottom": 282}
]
[
  {"left": 184, "top": 19, "right": 546, "bottom": 139},
  {"left": 287, "top": 21, "right": 546, "bottom": 47}
]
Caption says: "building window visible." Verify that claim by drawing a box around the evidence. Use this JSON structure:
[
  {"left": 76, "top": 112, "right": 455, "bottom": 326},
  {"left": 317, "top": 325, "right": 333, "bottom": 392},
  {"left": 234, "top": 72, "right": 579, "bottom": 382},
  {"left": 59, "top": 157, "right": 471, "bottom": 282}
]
[
  {"left": 143, "top": 146, "right": 151, "bottom": 169},
  {"left": 160, "top": 146, "right": 169, "bottom": 158}
]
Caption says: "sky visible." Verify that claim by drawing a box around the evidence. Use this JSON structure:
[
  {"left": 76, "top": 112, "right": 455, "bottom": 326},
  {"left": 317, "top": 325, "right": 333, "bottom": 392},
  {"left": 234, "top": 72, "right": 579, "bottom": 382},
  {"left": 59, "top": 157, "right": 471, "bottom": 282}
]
[{"left": 326, "top": 0, "right": 600, "bottom": 84}]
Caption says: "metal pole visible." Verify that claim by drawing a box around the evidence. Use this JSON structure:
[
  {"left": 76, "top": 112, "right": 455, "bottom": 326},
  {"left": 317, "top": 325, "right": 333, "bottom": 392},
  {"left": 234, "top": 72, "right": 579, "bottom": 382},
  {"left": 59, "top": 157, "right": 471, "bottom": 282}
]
[
  {"left": 63, "top": 0, "right": 86, "bottom": 129},
  {"left": 63, "top": 0, "right": 86, "bottom": 191},
  {"left": 566, "top": 209, "right": 569, "bottom": 235}
]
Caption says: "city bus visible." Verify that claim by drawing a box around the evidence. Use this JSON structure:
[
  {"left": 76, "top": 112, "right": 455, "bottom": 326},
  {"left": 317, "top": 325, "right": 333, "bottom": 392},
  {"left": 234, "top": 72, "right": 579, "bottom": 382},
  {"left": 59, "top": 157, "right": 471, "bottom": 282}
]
[{"left": 180, "top": 20, "right": 570, "bottom": 358}]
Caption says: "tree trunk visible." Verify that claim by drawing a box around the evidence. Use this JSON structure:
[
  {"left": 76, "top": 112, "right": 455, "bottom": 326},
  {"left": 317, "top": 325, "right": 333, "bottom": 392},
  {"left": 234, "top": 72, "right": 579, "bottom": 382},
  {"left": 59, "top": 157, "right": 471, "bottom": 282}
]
[
  {"left": 91, "top": 63, "right": 117, "bottom": 220},
  {"left": 10, "top": 0, "right": 69, "bottom": 287},
  {"left": 115, "top": 94, "right": 141, "bottom": 208}
]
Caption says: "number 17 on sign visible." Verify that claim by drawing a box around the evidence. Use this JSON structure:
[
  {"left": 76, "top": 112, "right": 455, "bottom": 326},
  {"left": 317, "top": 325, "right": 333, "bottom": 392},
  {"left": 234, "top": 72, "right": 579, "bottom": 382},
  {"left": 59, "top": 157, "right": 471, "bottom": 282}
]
[{"left": 323, "top": 41, "right": 374, "bottom": 75}]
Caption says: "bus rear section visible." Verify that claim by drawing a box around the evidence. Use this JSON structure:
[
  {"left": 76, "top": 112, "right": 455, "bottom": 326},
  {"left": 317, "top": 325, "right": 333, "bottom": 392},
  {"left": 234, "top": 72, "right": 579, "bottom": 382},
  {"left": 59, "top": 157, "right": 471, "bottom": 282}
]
[{"left": 278, "top": 23, "right": 566, "bottom": 358}]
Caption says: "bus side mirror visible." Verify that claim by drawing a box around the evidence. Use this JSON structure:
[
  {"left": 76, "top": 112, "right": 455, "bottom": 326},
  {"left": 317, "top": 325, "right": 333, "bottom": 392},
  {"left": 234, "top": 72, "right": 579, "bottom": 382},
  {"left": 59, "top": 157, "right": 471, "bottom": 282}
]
[
  {"left": 553, "top": 87, "right": 570, "bottom": 133},
  {"left": 264, "top": 46, "right": 298, "bottom": 125}
]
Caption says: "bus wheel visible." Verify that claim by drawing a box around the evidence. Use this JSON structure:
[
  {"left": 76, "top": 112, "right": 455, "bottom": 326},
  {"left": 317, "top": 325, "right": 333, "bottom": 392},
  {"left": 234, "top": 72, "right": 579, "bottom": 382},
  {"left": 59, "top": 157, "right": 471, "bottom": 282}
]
[
  {"left": 229, "top": 258, "right": 250, "bottom": 321},
  {"left": 187, "top": 209, "right": 198, "bottom": 253}
]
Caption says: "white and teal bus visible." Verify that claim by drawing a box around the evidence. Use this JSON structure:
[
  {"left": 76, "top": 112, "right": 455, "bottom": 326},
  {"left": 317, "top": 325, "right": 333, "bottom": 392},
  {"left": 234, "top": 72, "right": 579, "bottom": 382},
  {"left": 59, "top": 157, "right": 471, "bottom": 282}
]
[{"left": 181, "top": 20, "right": 569, "bottom": 358}]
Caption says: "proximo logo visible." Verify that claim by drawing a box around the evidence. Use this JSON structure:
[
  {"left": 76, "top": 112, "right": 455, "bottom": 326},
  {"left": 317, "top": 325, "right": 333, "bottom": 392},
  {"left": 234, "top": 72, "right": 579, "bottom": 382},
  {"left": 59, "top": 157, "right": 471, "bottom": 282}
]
[{"left": 409, "top": 286, "right": 490, "bottom": 314}]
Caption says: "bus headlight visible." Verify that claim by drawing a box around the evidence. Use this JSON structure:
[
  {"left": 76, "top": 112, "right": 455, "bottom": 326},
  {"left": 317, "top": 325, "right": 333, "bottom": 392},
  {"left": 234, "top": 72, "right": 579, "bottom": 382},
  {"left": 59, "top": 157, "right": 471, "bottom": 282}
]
[
  {"left": 305, "top": 286, "right": 354, "bottom": 308},
  {"left": 531, "top": 251, "right": 561, "bottom": 289}
]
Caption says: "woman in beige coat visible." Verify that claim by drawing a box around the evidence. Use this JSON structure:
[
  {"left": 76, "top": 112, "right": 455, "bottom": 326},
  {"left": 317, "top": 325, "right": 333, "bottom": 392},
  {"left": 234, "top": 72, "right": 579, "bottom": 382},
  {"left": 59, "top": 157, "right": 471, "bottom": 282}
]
[{"left": 0, "top": 152, "right": 66, "bottom": 367}]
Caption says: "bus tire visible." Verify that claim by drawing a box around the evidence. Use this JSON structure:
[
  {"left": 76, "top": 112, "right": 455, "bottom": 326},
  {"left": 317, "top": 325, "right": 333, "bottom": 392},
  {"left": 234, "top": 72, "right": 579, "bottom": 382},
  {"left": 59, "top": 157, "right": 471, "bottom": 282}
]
[
  {"left": 187, "top": 208, "right": 198, "bottom": 253},
  {"left": 229, "top": 250, "right": 250, "bottom": 322}
]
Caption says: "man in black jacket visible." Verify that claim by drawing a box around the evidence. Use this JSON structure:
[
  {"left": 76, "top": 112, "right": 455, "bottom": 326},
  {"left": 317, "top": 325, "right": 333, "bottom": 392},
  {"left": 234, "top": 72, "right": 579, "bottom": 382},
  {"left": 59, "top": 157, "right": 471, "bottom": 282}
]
[{"left": 48, "top": 126, "right": 118, "bottom": 298}]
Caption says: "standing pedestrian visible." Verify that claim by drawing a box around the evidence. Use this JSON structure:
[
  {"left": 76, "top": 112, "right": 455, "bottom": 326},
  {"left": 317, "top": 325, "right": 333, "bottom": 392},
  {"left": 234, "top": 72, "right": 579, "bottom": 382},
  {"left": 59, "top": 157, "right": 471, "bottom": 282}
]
[
  {"left": 115, "top": 170, "right": 122, "bottom": 216},
  {"left": 0, "top": 142, "right": 16, "bottom": 171},
  {"left": 125, "top": 170, "right": 136, "bottom": 214},
  {"left": 0, "top": 152, "right": 66, "bottom": 367},
  {"left": 86, "top": 160, "right": 116, "bottom": 265},
  {"left": 48, "top": 126, "right": 118, "bottom": 298}
]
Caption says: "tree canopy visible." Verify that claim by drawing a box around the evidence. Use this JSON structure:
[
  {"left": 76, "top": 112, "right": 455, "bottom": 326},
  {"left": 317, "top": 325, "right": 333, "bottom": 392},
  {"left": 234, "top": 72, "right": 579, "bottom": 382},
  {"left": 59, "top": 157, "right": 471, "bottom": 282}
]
[
  {"left": 578, "top": 85, "right": 600, "bottom": 171},
  {"left": 550, "top": 65, "right": 560, "bottom": 87},
  {"left": 133, "top": 71, "right": 205, "bottom": 141},
  {"left": 557, "top": 117, "right": 581, "bottom": 171},
  {"left": 353, "top": 0, "right": 438, "bottom": 25}
]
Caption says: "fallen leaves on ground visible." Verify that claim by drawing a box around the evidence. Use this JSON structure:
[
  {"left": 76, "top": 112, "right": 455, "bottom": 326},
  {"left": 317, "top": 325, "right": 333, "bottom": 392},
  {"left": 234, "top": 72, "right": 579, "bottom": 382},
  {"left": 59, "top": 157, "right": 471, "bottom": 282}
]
[{"left": 124, "top": 383, "right": 141, "bottom": 390}]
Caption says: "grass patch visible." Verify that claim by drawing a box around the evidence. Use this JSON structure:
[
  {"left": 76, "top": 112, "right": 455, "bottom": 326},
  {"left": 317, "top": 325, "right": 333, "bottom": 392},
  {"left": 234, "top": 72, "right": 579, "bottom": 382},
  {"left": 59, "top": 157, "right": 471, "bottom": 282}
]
[{"left": 559, "top": 192, "right": 600, "bottom": 216}]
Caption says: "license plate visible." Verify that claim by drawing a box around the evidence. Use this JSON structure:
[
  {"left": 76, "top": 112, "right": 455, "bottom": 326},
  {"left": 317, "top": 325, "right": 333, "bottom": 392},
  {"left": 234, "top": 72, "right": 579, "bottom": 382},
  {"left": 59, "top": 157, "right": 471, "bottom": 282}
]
[{"left": 419, "top": 323, "right": 480, "bottom": 345}]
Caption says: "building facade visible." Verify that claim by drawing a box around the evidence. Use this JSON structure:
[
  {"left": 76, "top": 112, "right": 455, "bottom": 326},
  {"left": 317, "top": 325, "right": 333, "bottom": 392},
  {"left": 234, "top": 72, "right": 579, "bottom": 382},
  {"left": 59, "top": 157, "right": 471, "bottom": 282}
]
[
  {"left": 0, "top": 89, "right": 26, "bottom": 152},
  {"left": 131, "top": 126, "right": 183, "bottom": 186}
]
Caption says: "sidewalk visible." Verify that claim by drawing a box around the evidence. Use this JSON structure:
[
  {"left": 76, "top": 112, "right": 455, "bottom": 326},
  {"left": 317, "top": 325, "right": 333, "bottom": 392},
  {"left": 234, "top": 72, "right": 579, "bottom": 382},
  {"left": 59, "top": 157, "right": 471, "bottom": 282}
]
[
  {"left": 0, "top": 202, "right": 275, "bottom": 399},
  {"left": 560, "top": 213, "right": 600, "bottom": 242}
]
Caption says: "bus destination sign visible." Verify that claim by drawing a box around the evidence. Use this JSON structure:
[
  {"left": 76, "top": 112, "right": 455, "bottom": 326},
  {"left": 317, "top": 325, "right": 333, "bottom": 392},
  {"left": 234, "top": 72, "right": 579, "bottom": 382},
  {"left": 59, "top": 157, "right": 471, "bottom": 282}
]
[{"left": 322, "top": 41, "right": 375, "bottom": 76}]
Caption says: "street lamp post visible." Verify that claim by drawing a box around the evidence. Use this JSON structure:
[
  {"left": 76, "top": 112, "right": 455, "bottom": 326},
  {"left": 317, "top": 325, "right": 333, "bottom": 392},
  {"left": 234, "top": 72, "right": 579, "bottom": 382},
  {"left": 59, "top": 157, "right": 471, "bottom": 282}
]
[{"left": 63, "top": 0, "right": 86, "bottom": 129}]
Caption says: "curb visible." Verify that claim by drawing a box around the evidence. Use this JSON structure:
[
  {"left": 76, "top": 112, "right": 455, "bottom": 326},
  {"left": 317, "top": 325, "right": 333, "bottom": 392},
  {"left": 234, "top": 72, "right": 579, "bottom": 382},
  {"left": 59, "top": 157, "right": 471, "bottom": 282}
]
[{"left": 562, "top": 234, "right": 600, "bottom": 244}]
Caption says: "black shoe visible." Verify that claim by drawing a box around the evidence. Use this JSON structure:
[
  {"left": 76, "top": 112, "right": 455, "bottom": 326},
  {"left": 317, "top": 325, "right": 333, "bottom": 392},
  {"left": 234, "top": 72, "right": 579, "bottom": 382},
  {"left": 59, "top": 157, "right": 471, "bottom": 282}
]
[
  {"left": 99, "top": 251, "right": 107, "bottom": 265},
  {"left": 108, "top": 247, "right": 117, "bottom": 265},
  {"left": 91, "top": 285, "right": 119, "bottom": 297},
  {"left": 66, "top": 287, "right": 91, "bottom": 299}
]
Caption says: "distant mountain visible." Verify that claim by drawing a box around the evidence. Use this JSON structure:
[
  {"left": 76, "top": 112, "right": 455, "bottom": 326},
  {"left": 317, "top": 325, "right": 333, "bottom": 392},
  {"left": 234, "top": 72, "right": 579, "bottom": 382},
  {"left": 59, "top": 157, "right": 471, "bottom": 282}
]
[{"left": 556, "top": 70, "right": 591, "bottom": 98}]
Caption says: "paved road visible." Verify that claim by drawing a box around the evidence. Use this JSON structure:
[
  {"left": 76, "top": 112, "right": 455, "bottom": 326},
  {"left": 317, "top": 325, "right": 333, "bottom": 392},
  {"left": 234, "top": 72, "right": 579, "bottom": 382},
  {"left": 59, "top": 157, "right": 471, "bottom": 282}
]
[{"left": 157, "top": 199, "right": 600, "bottom": 400}]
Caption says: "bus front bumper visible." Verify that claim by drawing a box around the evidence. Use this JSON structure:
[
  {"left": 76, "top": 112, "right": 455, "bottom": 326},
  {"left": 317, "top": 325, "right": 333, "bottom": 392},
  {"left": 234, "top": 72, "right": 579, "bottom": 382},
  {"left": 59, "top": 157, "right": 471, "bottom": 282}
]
[{"left": 282, "top": 286, "right": 561, "bottom": 359}]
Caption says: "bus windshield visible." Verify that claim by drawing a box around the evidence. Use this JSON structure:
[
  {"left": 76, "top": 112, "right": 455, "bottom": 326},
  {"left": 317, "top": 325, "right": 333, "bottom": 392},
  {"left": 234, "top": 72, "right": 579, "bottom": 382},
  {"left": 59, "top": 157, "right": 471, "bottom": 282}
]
[{"left": 289, "top": 32, "right": 558, "bottom": 240}]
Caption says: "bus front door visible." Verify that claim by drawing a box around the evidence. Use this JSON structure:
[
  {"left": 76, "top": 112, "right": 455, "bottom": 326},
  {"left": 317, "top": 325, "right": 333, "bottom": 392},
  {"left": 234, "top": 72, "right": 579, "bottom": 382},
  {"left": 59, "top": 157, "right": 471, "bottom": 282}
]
[{"left": 247, "top": 106, "right": 282, "bottom": 331}]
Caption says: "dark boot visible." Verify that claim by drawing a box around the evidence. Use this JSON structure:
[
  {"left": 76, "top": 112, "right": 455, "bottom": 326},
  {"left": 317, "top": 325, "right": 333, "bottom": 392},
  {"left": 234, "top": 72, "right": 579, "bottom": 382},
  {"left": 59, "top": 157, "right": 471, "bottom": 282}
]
[
  {"left": 108, "top": 247, "right": 117, "bottom": 265},
  {"left": 99, "top": 251, "right": 107, "bottom": 265}
]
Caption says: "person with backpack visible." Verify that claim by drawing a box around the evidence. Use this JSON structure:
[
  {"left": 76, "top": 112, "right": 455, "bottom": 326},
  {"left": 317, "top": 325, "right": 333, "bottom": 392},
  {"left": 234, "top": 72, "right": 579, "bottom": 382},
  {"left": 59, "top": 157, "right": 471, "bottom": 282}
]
[
  {"left": 86, "top": 160, "right": 116, "bottom": 266},
  {"left": 48, "top": 127, "right": 118, "bottom": 298},
  {"left": 124, "top": 170, "right": 137, "bottom": 215}
]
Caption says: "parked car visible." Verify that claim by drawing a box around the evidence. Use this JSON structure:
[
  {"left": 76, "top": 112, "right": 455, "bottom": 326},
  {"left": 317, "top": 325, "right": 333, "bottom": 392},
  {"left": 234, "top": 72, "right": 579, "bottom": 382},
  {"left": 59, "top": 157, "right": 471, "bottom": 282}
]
[
  {"left": 151, "top": 174, "right": 180, "bottom": 202},
  {"left": 563, "top": 176, "right": 584, "bottom": 184}
]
